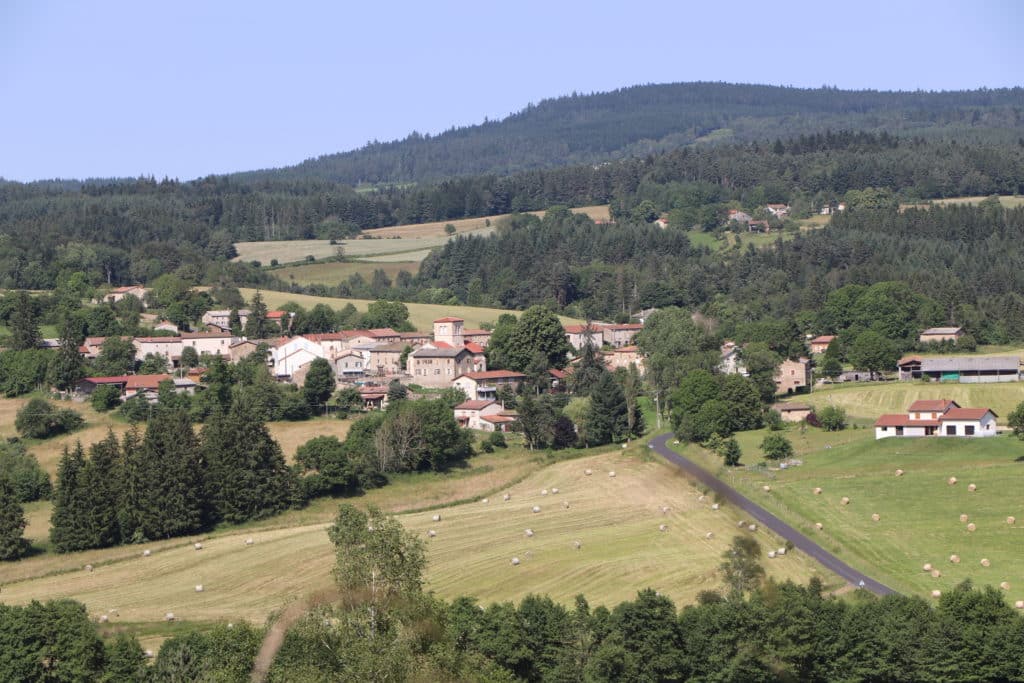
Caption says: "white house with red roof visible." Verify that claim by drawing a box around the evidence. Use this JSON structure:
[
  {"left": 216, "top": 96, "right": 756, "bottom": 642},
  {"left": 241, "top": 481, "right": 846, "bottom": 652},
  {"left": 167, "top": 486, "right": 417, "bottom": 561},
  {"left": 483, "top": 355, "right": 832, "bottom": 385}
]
[
  {"left": 809, "top": 335, "right": 836, "bottom": 354},
  {"left": 453, "top": 399, "right": 504, "bottom": 430},
  {"left": 874, "top": 399, "right": 998, "bottom": 439},
  {"left": 453, "top": 370, "right": 527, "bottom": 400}
]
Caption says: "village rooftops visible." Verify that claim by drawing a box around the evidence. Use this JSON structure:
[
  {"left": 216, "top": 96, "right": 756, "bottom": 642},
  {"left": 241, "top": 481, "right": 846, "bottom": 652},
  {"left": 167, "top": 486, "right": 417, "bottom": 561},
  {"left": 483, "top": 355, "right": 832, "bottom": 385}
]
[
  {"left": 810, "top": 335, "right": 836, "bottom": 343},
  {"left": 181, "top": 331, "right": 235, "bottom": 339}
]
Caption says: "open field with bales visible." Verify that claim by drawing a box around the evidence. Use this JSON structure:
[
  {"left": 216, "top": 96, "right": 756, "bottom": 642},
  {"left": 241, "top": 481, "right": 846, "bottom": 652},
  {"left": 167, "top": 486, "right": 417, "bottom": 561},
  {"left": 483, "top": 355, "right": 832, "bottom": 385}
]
[
  {"left": 0, "top": 441, "right": 837, "bottom": 647},
  {"left": 795, "top": 381, "right": 1024, "bottom": 423},
  {"left": 674, "top": 425, "right": 1024, "bottom": 603},
  {"left": 238, "top": 287, "right": 582, "bottom": 329},
  {"left": 232, "top": 205, "right": 611, "bottom": 265}
]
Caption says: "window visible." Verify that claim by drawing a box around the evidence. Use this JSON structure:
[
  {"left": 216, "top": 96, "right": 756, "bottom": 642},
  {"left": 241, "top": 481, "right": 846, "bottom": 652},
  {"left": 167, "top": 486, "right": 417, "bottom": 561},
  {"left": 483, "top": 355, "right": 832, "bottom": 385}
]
[
  {"left": 896, "top": 427, "right": 903, "bottom": 436},
  {"left": 946, "top": 425, "right": 957, "bottom": 436},
  {"left": 965, "top": 425, "right": 975, "bottom": 436}
]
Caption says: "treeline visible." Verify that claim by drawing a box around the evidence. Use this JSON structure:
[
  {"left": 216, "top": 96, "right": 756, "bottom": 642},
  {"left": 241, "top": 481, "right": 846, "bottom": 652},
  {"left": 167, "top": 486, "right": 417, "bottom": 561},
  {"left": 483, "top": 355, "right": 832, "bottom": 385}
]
[
  {"left": 422, "top": 201, "right": 1024, "bottom": 344},
  {"left": 236, "top": 81, "right": 1024, "bottom": 184},
  {"left": 2, "top": 131, "right": 1023, "bottom": 290}
]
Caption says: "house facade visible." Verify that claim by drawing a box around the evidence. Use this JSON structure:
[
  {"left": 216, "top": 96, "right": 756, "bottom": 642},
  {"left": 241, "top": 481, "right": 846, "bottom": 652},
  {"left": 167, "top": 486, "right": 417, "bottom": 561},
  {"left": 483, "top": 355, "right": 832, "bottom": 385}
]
[
  {"left": 407, "top": 346, "right": 480, "bottom": 388},
  {"left": 453, "top": 399, "right": 504, "bottom": 430},
  {"left": 875, "top": 400, "right": 998, "bottom": 439},
  {"left": 453, "top": 370, "right": 527, "bottom": 400},
  {"left": 564, "top": 324, "right": 605, "bottom": 351},
  {"left": 602, "top": 323, "right": 643, "bottom": 349},
  {"left": 133, "top": 337, "right": 183, "bottom": 369},
  {"left": 603, "top": 345, "right": 645, "bottom": 374},
  {"left": 809, "top": 335, "right": 835, "bottom": 355},
  {"left": 919, "top": 327, "right": 963, "bottom": 344},
  {"left": 181, "top": 332, "right": 237, "bottom": 358},
  {"left": 774, "top": 358, "right": 811, "bottom": 394},
  {"left": 773, "top": 403, "right": 813, "bottom": 423}
]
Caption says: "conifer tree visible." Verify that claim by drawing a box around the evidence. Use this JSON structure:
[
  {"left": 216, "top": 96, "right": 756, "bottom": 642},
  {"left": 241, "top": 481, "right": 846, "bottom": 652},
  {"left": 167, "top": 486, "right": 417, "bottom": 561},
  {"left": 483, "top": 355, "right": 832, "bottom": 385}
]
[
  {"left": 81, "top": 431, "right": 123, "bottom": 549},
  {"left": 50, "top": 443, "right": 90, "bottom": 552},
  {"left": 8, "top": 291, "right": 41, "bottom": 351},
  {"left": 584, "top": 372, "right": 628, "bottom": 446},
  {"left": 202, "top": 401, "right": 296, "bottom": 524},
  {"left": 569, "top": 342, "right": 608, "bottom": 396},
  {"left": 47, "top": 317, "right": 85, "bottom": 393},
  {"left": 0, "top": 474, "right": 28, "bottom": 560},
  {"left": 121, "top": 407, "right": 206, "bottom": 540}
]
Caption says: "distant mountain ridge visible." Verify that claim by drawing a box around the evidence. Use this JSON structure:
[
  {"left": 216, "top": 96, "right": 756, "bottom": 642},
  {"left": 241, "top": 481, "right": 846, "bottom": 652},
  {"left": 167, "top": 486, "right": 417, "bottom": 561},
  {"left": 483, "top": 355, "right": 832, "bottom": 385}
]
[{"left": 233, "top": 81, "right": 1024, "bottom": 185}]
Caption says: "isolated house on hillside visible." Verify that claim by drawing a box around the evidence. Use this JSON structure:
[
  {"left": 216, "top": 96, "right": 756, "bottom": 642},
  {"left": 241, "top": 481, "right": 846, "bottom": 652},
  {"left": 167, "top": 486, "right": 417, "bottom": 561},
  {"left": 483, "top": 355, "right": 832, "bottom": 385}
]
[
  {"left": 765, "top": 204, "right": 790, "bottom": 218},
  {"left": 772, "top": 403, "right": 813, "bottom": 423},
  {"left": 809, "top": 335, "right": 836, "bottom": 354},
  {"left": 728, "top": 209, "right": 752, "bottom": 224},
  {"left": 104, "top": 285, "right": 149, "bottom": 307},
  {"left": 453, "top": 399, "right": 504, "bottom": 430},
  {"left": 875, "top": 400, "right": 997, "bottom": 439},
  {"left": 919, "top": 327, "right": 963, "bottom": 344}
]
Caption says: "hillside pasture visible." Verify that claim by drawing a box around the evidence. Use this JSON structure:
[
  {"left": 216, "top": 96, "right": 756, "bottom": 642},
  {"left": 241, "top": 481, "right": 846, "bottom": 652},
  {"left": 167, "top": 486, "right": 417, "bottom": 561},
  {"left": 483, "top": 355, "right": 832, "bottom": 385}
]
[
  {"left": 901, "top": 195, "right": 1024, "bottom": 211},
  {"left": 268, "top": 260, "right": 420, "bottom": 287},
  {"left": 237, "top": 288, "right": 582, "bottom": 329},
  {"left": 676, "top": 427, "right": 1024, "bottom": 602},
  {"left": 0, "top": 444, "right": 837, "bottom": 641},
  {"left": 795, "top": 381, "right": 1024, "bottom": 423}
]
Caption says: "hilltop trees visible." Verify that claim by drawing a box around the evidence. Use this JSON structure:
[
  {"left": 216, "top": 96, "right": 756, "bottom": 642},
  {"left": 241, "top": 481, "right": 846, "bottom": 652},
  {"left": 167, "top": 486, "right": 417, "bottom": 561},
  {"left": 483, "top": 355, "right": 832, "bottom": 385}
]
[
  {"left": 672, "top": 371, "right": 763, "bottom": 442},
  {"left": 488, "top": 306, "right": 571, "bottom": 372}
]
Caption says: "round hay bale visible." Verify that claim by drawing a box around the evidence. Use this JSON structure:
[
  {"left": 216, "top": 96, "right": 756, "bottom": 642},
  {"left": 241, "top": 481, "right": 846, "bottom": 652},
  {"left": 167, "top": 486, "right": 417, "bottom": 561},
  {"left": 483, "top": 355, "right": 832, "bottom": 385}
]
[
  {"left": 948, "top": 477, "right": 957, "bottom": 486},
  {"left": 144, "top": 650, "right": 154, "bottom": 659},
  {"left": 84, "top": 564, "right": 93, "bottom": 572},
  {"left": 525, "top": 528, "right": 534, "bottom": 537},
  {"left": 142, "top": 549, "right": 151, "bottom": 557},
  {"left": 959, "top": 514, "right": 969, "bottom": 523},
  {"left": 551, "top": 488, "right": 560, "bottom": 494},
  {"left": 931, "top": 569, "right": 941, "bottom": 578},
  {"left": 428, "top": 530, "right": 436, "bottom": 538},
  {"left": 194, "top": 542, "right": 202, "bottom": 550},
  {"left": 813, "top": 487, "right": 822, "bottom": 495},
  {"left": 698, "top": 494, "right": 706, "bottom": 502},
  {"left": 659, "top": 524, "right": 668, "bottom": 532},
  {"left": 562, "top": 500, "right": 570, "bottom": 509},
  {"left": 968, "top": 483, "right": 977, "bottom": 492},
  {"left": 1016, "top": 601, "right": 1024, "bottom": 610},
  {"left": 245, "top": 538, "right": 254, "bottom": 546},
  {"left": 584, "top": 469, "right": 593, "bottom": 476},
  {"left": 1000, "top": 581, "right": 1010, "bottom": 591},
  {"left": 705, "top": 532, "right": 714, "bottom": 539},
  {"left": 99, "top": 614, "right": 108, "bottom": 623},
  {"left": 532, "top": 505, "right": 541, "bottom": 513},
  {"left": 895, "top": 469, "right": 904, "bottom": 477},
  {"left": 481, "top": 498, "right": 489, "bottom": 504},
  {"left": 840, "top": 496, "right": 850, "bottom": 506},
  {"left": 748, "top": 524, "right": 757, "bottom": 532},
  {"left": 871, "top": 513, "right": 881, "bottom": 522},
  {"left": 981, "top": 558, "right": 991, "bottom": 567},
  {"left": 432, "top": 514, "right": 441, "bottom": 522},
  {"left": 673, "top": 440, "right": 680, "bottom": 445},
  {"left": 949, "top": 554, "right": 961, "bottom": 564},
  {"left": 767, "top": 550, "right": 776, "bottom": 559},
  {"left": 931, "top": 590, "right": 942, "bottom": 598},
  {"left": 737, "top": 520, "right": 746, "bottom": 528},
  {"left": 503, "top": 493, "right": 511, "bottom": 502},
  {"left": 165, "top": 612, "right": 175, "bottom": 622},
  {"left": 1008, "top": 516, "right": 1016, "bottom": 525},
  {"left": 195, "top": 585, "right": 204, "bottom": 593},
  {"left": 923, "top": 563, "right": 933, "bottom": 572},
  {"left": 967, "top": 523, "right": 977, "bottom": 532},
  {"left": 762, "top": 485, "right": 771, "bottom": 493},
  {"left": 815, "top": 522, "right": 823, "bottom": 530},
  {"left": 573, "top": 540, "right": 582, "bottom": 550},
  {"left": 621, "top": 443, "right": 627, "bottom": 449},
  {"left": 541, "top": 489, "right": 549, "bottom": 496},
  {"left": 711, "top": 503, "right": 720, "bottom": 510},
  {"left": 777, "top": 547, "right": 786, "bottom": 556},
  {"left": 510, "top": 557, "right": 520, "bottom": 566},
  {"left": 608, "top": 471, "right": 616, "bottom": 478}
]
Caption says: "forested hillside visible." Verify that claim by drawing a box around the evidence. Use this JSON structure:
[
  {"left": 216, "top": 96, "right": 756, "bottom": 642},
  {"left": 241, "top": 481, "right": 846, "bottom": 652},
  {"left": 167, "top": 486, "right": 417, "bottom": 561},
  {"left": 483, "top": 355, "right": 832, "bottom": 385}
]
[{"left": 234, "top": 82, "right": 1024, "bottom": 184}]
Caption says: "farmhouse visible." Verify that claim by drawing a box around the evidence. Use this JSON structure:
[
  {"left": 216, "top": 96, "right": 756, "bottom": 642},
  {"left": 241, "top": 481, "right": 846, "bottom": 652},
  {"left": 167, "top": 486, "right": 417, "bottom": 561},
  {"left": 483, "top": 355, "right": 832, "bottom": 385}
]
[
  {"left": 365, "top": 341, "right": 408, "bottom": 377},
  {"left": 202, "top": 309, "right": 251, "bottom": 331},
  {"left": 602, "top": 323, "right": 643, "bottom": 349},
  {"left": 453, "top": 370, "right": 526, "bottom": 400},
  {"left": 104, "top": 285, "right": 149, "bottom": 306},
  {"left": 774, "top": 357, "right": 811, "bottom": 394},
  {"left": 765, "top": 203, "right": 790, "bottom": 218},
  {"left": 133, "top": 336, "right": 182, "bottom": 369},
  {"left": 718, "top": 341, "right": 748, "bottom": 376},
  {"left": 772, "top": 403, "right": 813, "bottom": 423},
  {"left": 77, "top": 374, "right": 197, "bottom": 401},
  {"left": 728, "top": 209, "right": 752, "bottom": 224},
  {"left": 407, "top": 345, "right": 481, "bottom": 388},
  {"left": 809, "top": 335, "right": 835, "bottom": 354},
  {"left": 897, "top": 355, "right": 1020, "bottom": 383},
  {"left": 181, "top": 331, "right": 237, "bottom": 358},
  {"left": 603, "top": 345, "right": 645, "bottom": 374},
  {"left": 453, "top": 399, "right": 504, "bottom": 430},
  {"left": 564, "top": 324, "right": 605, "bottom": 351},
  {"left": 919, "top": 326, "right": 963, "bottom": 344},
  {"left": 874, "top": 400, "right": 998, "bottom": 439}
]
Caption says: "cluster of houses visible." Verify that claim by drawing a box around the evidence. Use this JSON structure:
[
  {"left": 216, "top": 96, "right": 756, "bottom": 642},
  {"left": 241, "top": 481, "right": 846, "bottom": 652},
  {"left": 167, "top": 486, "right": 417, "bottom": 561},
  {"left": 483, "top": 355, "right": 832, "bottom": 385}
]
[
  {"left": 718, "top": 341, "right": 812, "bottom": 395},
  {"left": 874, "top": 400, "right": 998, "bottom": 440}
]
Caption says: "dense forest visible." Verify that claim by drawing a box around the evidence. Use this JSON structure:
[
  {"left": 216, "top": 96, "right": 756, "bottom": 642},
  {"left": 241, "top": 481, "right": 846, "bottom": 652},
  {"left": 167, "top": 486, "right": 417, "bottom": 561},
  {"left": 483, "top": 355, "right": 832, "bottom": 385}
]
[{"left": 234, "top": 82, "right": 1024, "bottom": 184}]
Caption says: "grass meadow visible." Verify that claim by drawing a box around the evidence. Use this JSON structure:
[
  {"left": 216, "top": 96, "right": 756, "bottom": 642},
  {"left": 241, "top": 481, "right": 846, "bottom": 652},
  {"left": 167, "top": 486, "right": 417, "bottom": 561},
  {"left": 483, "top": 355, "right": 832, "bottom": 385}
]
[
  {"left": 269, "top": 260, "right": 420, "bottom": 287},
  {"left": 795, "top": 381, "right": 1024, "bottom": 423},
  {"left": 674, "top": 424, "right": 1024, "bottom": 603}
]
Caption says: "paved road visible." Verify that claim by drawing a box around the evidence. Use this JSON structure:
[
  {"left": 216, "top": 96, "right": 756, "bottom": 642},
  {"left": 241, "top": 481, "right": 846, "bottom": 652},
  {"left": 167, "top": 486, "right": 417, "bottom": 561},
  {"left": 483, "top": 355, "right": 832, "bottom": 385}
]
[{"left": 649, "top": 433, "right": 896, "bottom": 596}]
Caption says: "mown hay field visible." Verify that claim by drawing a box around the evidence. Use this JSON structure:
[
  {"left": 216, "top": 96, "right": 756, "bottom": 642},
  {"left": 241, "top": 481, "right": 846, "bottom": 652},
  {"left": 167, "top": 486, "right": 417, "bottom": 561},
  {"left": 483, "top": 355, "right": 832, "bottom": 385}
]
[
  {"left": 676, "top": 426, "right": 1024, "bottom": 603},
  {"left": 797, "top": 381, "right": 1024, "bottom": 423},
  {"left": 269, "top": 260, "right": 420, "bottom": 286}
]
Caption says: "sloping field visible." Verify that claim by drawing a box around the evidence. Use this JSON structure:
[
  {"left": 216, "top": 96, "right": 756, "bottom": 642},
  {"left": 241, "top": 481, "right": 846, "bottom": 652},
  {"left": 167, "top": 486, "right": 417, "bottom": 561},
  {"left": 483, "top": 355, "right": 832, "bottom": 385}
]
[
  {"left": 270, "top": 260, "right": 420, "bottom": 286},
  {"left": 0, "top": 447, "right": 836, "bottom": 639},
  {"left": 233, "top": 205, "right": 611, "bottom": 264},
  {"left": 798, "top": 382, "right": 1024, "bottom": 422},
  {"left": 902, "top": 195, "right": 1024, "bottom": 210},
  {"left": 237, "top": 288, "right": 582, "bottom": 329},
  {"left": 677, "top": 428, "right": 1024, "bottom": 602}
]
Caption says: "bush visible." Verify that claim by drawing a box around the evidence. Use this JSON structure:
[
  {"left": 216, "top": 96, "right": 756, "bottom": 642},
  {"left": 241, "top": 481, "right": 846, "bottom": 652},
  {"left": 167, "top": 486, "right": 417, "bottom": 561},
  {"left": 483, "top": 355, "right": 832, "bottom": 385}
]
[
  {"left": 279, "top": 390, "right": 313, "bottom": 421},
  {"left": 481, "top": 441, "right": 494, "bottom": 453},
  {"left": 90, "top": 384, "right": 122, "bottom": 412},
  {"left": 818, "top": 405, "right": 847, "bottom": 432},
  {"left": 487, "top": 431, "right": 507, "bottom": 449},
  {"left": 15, "top": 398, "right": 84, "bottom": 439},
  {"left": 1009, "top": 401, "right": 1024, "bottom": 440},
  {"left": 119, "top": 395, "right": 152, "bottom": 422},
  {"left": 760, "top": 434, "right": 794, "bottom": 461},
  {"left": 0, "top": 441, "right": 51, "bottom": 502},
  {"left": 764, "top": 409, "right": 784, "bottom": 431}
]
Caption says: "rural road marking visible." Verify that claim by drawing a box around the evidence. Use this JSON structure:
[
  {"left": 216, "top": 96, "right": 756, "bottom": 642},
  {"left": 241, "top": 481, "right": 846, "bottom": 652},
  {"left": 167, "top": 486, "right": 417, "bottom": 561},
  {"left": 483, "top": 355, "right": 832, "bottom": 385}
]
[{"left": 650, "top": 433, "right": 896, "bottom": 596}]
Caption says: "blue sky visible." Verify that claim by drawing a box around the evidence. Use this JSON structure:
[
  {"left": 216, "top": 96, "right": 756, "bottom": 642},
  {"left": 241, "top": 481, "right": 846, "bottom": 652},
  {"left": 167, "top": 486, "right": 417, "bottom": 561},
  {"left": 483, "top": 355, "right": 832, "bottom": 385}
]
[{"left": 1, "top": 0, "right": 1020, "bottom": 182}]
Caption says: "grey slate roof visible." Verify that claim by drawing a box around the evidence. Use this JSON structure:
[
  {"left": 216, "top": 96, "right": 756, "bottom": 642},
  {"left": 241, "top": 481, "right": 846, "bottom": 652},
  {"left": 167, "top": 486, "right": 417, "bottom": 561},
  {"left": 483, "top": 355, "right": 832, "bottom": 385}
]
[{"left": 920, "top": 356, "right": 1020, "bottom": 373}]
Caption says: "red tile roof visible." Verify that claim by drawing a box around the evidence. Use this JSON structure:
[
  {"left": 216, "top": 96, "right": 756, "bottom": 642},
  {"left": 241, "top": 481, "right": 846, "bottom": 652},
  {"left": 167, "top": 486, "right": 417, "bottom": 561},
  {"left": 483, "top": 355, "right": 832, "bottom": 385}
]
[
  {"left": 810, "top": 335, "right": 836, "bottom": 344},
  {"left": 266, "top": 310, "right": 289, "bottom": 319},
  {"left": 458, "top": 370, "right": 527, "bottom": 381},
  {"left": 455, "top": 400, "right": 496, "bottom": 411},
  {"left": 564, "top": 324, "right": 603, "bottom": 334},
  {"left": 897, "top": 356, "right": 923, "bottom": 366},
  {"left": 548, "top": 369, "right": 567, "bottom": 379},
  {"left": 464, "top": 342, "right": 485, "bottom": 354},
  {"left": 481, "top": 414, "right": 516, "bottom": 423},
  {"left": 874, "top": 414, "right": 940, "bottom": 427},
  {"left": 939, "top": 407, "right": 996, "bottom": 421},
  {"left": 434, "top": 316, "right": 465, "bottom": 323},
  {"left": 908, "top": 399, "right": 959, "bottom": 413}
]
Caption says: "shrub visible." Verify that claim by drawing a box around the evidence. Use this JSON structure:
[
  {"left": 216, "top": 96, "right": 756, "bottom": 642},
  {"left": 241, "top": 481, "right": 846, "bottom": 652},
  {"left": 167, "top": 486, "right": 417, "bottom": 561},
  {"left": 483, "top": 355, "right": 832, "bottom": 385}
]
[
  {"left": 0, "top": 441, "right": 51, "bottom": 502},
  {"left": 818, "top": 405, "right": 847, "bottom": 432},
  {"left": 119, "top": 395, "right": 152, "bottom": 422},
  {"left": 760, "top": 434, "right": 794, "bottom": 461},
  {"left": 15, "top": 398, "right": 84, "bottom": 439},
  {"left": 90, "top": 384, "right": 122, "bottom": 412},
  {"left": 764, "top": 409, "right": 784, "bottom": 431},
  {"left": 487, "top": 431, "right": 507, "bottom": 449}
]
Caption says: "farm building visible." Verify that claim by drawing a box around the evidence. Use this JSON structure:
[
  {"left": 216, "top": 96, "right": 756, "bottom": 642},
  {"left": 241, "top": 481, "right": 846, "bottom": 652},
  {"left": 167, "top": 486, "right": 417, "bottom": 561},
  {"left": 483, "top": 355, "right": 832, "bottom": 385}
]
[
  {"left": 918, "top": 326, "right": 963, "bottom": 344},
  {"left": 897, "top": 356, "right": 1020, "bottom": 383},
  {"left": 774, "top": 358, "right": 811, "bottom": 394},
  {"left": 874, "top": 401, "right": 998, "bottom": 440},
  {"left": 772, "top": 403, "right": 813, "bottom": 423},
  {"left": 808, "top": 335, "right": 835, "bottom": 354}
]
